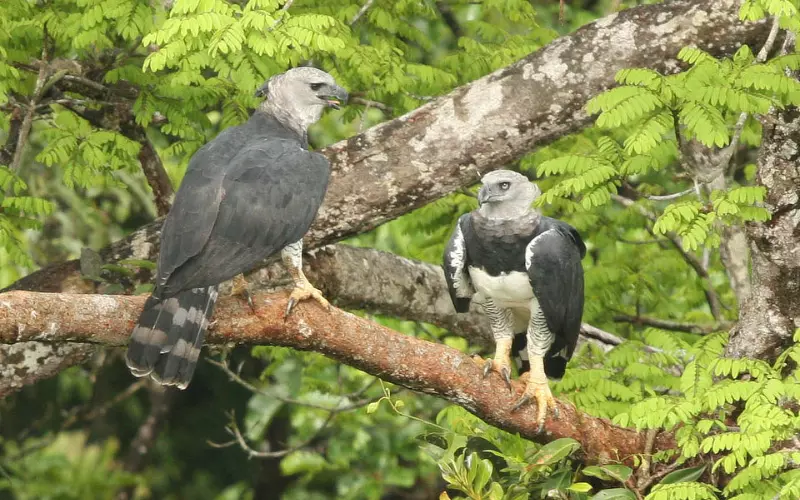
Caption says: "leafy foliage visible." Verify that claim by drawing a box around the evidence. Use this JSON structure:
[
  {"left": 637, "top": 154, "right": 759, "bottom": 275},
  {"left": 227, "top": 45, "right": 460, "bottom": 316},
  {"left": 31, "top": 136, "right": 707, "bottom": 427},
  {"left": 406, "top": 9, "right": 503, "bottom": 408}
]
[{"left": 2, "top": 0, "right": 800, "bottom": 499}]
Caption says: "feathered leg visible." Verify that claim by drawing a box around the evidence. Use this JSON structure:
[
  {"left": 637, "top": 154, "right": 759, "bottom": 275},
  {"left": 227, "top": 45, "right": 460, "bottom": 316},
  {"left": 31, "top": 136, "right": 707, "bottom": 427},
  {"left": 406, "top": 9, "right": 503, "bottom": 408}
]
[
  {"left": 511, "top": 298, "right": 558, "bottom": 432},
  {"left": 281, "top": 240, "right": 330, "bottom": 317},
  {"left": 474, "top": 297, "right": 514, "bottom": 391}
]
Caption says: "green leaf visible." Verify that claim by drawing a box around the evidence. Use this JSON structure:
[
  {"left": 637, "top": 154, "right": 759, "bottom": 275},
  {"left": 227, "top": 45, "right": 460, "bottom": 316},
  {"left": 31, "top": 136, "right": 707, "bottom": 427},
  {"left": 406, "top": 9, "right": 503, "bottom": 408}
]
[
  {"left": 591, "top": 489, "right": 636, "bottom": 500},
  {"left": 527, "top": 438, "right": 581, "bottom": 466},
  {"left": 583, "top": 464, "right": 632, "bottom": 483},
  {"left": 569, "top": 482, "right": 593, "bottom": 493},
  {"left": 659, "top": 465, "right": 706, "bottom": 484},
  {"left": 280, "top": 450, "right": 328, "bottom": 476}
]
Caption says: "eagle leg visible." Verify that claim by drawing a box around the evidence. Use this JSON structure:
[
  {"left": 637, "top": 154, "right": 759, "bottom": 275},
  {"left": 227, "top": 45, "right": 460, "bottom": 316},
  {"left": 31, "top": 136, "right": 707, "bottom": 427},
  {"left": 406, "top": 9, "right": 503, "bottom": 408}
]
[
  {"left": 474, "top": 337, "right": 513, "bottom": 392},
  {"left": 281, "top": 240, "right": 331, "bottom": 318},
  {"left": 230, "top": 274, "right": 256, "bottom": 313},
  {"left": 511, "top": 356, "right": 558, "bottom": 432},
  {"left": 285, "top": 275, "right": 330, "bottom": 318}
]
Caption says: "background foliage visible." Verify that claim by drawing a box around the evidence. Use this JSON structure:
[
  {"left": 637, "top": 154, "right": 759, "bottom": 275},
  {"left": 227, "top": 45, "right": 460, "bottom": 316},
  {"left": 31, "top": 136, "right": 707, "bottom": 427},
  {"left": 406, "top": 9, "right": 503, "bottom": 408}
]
[{"left": 1, "top": 0, "right": 798, "bottom": 498}]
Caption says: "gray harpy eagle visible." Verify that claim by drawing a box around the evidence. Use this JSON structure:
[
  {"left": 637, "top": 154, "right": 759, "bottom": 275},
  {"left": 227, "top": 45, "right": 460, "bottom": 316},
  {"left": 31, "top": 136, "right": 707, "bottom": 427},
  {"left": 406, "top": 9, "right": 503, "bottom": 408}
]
[
  {"left": 444, "top": 170, "right": 585, "bottom": 429},
  {"left": 126, "top": 67, "right": 348, "bottom": 389}
]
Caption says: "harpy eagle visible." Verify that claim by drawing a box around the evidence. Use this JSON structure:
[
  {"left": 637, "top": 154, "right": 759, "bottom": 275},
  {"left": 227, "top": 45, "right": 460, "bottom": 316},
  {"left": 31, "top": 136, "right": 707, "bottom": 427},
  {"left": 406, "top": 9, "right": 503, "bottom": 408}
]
[
  {"left": 444, "top": 170, "right": 585, "bottom": 430},
  {"left": 126, "top": 67, "right": 348, "bottom": 389}
]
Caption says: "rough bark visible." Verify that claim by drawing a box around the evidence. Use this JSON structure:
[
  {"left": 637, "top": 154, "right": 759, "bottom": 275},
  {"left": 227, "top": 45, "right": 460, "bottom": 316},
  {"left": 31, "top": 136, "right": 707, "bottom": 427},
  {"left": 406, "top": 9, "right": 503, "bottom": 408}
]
[
  {"left": 0, "top": 0, "right": 771, "bottom": 393},
  {"left": 0, "top": 289, "right": 676, "bottom": 466},
  {"left": 726, "top": 108, "right": 800, "bottom": 360}
]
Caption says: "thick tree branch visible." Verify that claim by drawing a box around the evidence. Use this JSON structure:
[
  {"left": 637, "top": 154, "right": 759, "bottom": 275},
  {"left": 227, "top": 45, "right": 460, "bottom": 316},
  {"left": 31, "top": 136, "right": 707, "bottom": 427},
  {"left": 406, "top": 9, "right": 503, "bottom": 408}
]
[
  {"left": 726, "top": 45, "right": 800, "bottom": 360},
  {"left": 0, "top": 0, "right": 770, "bottom": 393},
  {"left": 0, "top": 289, "right": 676, "bottom": 466}
]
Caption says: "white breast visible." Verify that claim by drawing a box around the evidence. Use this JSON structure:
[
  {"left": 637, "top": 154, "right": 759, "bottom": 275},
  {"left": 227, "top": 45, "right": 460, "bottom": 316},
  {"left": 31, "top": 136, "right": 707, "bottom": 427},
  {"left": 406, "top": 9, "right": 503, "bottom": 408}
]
[{"left": 468, "top": 267, "right": 534, "bottom": 306}]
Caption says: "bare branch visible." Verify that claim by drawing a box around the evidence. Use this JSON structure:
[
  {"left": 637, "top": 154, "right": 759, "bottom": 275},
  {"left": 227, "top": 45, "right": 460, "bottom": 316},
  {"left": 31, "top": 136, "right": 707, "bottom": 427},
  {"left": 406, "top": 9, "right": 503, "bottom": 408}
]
[
  {"left": 350, "top": 96, "right": 392, "bottom": 113},
  {"left": 0, "top": 289, "right": 677, "bottom": 464},
  {"left": 612, "top": 313, "right": 731, "bottom": 335},
  {"left": 611, "top": 194, "right": 724, "bottom": 320},
  {"left": 115, "top": 384, "right": 174, "bottom": 500},
  {"left": 645, "top": 187, "right": 695, "bottom": 201},
  {"left": 349, "top": 0, "right": 376, "bottom": 25},
  {"left": 0, "top": 0, "right": 772, "bottom": 395}
]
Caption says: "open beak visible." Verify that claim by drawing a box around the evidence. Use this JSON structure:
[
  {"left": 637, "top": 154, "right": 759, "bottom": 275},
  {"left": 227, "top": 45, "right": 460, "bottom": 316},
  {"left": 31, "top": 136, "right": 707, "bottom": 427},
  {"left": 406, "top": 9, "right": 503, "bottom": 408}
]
[{"left": 318, "top": 85, "right": 349, "bottom": 110}]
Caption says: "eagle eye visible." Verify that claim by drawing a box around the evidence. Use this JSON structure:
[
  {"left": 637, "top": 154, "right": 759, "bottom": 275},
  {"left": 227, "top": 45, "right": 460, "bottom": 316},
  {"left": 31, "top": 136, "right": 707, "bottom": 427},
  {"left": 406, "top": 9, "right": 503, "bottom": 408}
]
[
  {"left": 310, "top": 82, "right": 324, "bottom": 91},
  {"left": 499, "top": 181, "right": 511, "bottom": 190}
]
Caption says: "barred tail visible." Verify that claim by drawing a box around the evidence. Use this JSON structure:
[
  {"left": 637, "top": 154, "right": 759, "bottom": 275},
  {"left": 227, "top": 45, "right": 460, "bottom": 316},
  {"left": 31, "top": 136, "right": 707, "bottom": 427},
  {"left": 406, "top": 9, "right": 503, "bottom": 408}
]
[{"left": 125, "top": 286, "right": 218, "bottom": 390}]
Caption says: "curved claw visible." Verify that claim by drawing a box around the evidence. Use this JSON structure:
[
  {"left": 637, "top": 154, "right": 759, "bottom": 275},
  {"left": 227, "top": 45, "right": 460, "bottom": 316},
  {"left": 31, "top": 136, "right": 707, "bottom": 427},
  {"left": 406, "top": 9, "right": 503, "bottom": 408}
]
[
  {"left": 511, "top": 394, "right": 530, "bottom": 412},
  {"left": 483, "top": 359, "right": 493, "bottom": 378},
  {"left": 284, "top": 297, "right": 298, "bottom": 319},
  {"left": 501, "top": 366, "right": 512, "bottom": 392}
]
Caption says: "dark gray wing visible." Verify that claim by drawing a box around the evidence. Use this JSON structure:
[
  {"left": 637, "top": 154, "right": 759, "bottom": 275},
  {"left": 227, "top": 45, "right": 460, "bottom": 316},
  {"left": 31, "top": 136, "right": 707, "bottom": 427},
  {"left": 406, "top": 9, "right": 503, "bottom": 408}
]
[
  {"left": 155, "top": 121, "right": 271, "bottom": 295},
  {"left": 525, "top": 220, "right": 585, "bottom": 359},
  {"left": 444, "top": 214, "right": 474, "bottom": 313},
  {"left": 159, "top": 138, "right": 330, "bottom": 296}
]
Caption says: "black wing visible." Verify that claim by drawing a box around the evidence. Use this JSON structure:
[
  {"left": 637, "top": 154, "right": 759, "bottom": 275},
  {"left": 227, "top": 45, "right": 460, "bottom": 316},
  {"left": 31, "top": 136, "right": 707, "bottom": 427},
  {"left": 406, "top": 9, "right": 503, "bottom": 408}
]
[
  {"left": 159, "top": 138, "right": 329, "bottom": 296},
  {"left": 443, "top": 214, "right": 474, "bottom": 313},
  {"left": 526, "top": 219, "right": 585, "bottom": 360}
]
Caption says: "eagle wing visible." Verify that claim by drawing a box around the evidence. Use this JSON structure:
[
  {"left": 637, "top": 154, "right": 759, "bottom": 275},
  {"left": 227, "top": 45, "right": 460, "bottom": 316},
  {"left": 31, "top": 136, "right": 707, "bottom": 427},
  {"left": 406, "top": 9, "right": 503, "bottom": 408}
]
[
  {"left": 444, "top": 213, "right": 475, "bottom": 313},
  {"left": 158, "top": 138, "right": 329, "bottom": 296},
  {"left": 525, "top": 219, "right": 586, "bottom": 359}
]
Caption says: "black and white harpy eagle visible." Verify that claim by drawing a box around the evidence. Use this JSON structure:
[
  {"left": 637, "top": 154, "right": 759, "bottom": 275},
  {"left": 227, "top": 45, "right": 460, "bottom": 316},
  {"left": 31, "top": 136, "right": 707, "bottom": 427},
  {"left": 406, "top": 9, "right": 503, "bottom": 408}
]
[
  {"left": 444, "top": 170, "right": 585, "bottom": 430},
  {"left": 126, "top": 67, "right": 348, "bottom": 389}
]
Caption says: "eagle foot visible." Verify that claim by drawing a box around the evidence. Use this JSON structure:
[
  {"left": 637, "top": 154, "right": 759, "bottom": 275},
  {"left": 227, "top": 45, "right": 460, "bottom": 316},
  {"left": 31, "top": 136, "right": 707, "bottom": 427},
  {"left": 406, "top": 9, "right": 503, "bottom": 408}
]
[
  {"left": 511, "top": 380, "right": 558, "bottom": 433},
  {"left": 476, "top": 356, "right": 512, "bottom": 392},
  {"left": 230, "top": 274, "right": 256, "bottom": 313},
  {"left": 285, "top": 281, "right": 330, "bottom": 318}
]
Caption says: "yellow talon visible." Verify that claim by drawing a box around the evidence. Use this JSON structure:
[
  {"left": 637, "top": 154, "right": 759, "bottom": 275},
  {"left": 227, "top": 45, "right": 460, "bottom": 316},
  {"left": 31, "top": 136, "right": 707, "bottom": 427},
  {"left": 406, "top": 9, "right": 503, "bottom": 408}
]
[{"left": 285, "top": 280, "right": 330, "bottom": 318}]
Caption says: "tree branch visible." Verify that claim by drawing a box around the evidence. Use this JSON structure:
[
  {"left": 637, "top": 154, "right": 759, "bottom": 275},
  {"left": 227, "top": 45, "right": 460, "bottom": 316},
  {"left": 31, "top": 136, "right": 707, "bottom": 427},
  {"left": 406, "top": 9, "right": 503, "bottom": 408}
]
[
  {"left": 612, "top": 313, "right": 731, "bottom": 335},
  {"left": 726, "top": 34, "right": 800, "bottom": 361},
  {"left": 0, "top": 0, "right": 770, "bottom": 394},
  {"left": 611, "top": 194, "right": 724, "bottom": 320},
  {"left": 0, "top": 289, "right": 676, "bottom": 465}
]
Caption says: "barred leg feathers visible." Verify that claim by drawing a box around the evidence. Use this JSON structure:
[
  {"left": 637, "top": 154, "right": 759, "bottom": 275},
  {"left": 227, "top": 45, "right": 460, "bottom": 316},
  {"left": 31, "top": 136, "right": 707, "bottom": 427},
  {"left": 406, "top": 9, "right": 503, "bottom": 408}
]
[{"left": 126, "top": 286, "right": 219, "bottom": 390}]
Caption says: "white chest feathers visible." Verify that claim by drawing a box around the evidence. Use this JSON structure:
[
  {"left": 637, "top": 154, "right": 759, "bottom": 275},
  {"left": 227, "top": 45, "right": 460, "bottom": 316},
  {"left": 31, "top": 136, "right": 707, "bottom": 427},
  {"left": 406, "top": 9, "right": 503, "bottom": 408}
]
[{"left": 468, "top": 267, "right": 534, "bottom": 305}]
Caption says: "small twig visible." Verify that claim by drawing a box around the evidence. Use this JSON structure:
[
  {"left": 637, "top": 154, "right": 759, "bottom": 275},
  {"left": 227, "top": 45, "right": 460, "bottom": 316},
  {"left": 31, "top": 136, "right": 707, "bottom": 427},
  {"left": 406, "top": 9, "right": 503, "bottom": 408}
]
[
  {"left": 404, "top": 92, "right": 434, "bottom": 101},
  {"left": 617, "top": 237, "right": 670, "bottom": 245},
  {"left": 10, "top": 31, "right": 50, "bottom": 172},
  {"left": 61, "top": 74, "right": 109, "bottom": 94},
  {"left": 350, "top": 96, "right": 392, "bottom": 113},
  {"left": 724, "top": 15, "right": 781, "bottom": 178},
  {"left": 36, "top": 98, "right": 117, "bottom": 109},
  {"left": 208, "top": 357, "right": 377, "bottom": 412},
  {"left": 116, "top": 384, "right": 174, "bottom": 500},
  {"left": 645, "top": 187, "right": 695, "bottom": 201},
  {"left": 61, "top": 379, "right": 147, "bottom": 429},
  {"left": 268, "top": 0, "right": 295, "bottom": 31},
  {"left": 349, "top": 0, "right": 376, "bottom": 25},
  {"left": 635, "top": 429, "right": 657, "bottom": 490},
  {"left": 612, "top": 194, "right": 724, "bottom": 320},
  {"left": 225, "top": 409, "right": 335, "bottom": 459},
  {"left": 612, "top": 313, "right": 729, "bottom": 335},
  {"left": 581, "top": 322, "right": 663, "bottom": 354}
]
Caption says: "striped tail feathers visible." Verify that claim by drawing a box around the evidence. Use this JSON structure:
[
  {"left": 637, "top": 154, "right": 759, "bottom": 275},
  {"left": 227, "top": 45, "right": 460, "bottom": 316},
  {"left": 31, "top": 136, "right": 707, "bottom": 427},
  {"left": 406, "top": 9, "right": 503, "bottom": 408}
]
[{"left": 126, "top": 286, "right": 219, "bottom": 390}]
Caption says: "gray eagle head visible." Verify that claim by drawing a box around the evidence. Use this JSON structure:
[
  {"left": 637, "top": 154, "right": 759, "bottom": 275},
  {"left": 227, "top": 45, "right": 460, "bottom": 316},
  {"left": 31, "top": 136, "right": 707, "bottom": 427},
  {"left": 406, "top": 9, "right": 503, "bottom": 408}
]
[
  {"left": 256, "top": 67, "right": 349, "bottom": 135},
  {"left": 477, "top": 170, "right": 541, "bottom": 219}
]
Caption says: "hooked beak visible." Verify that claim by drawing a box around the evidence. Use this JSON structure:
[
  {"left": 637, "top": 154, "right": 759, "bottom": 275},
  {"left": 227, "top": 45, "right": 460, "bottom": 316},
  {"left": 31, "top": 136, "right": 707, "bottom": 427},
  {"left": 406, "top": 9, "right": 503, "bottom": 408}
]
[
  {"left": 477, "top": 186, "right": 491, "bottom": 206},
  {"left": 318, "top": 85, "right": 349, "bottom": 110}
]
